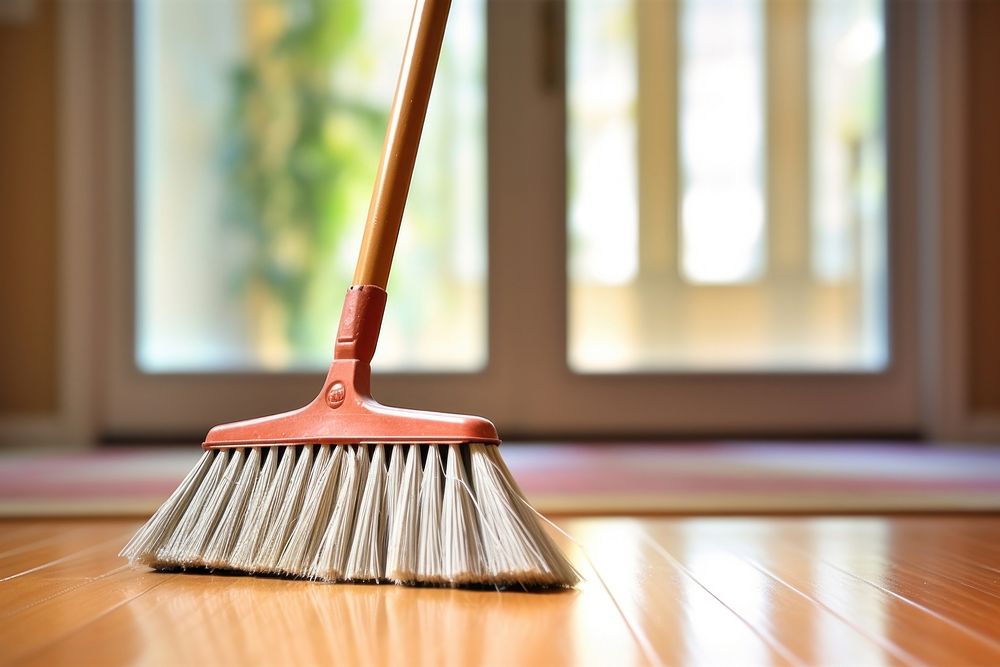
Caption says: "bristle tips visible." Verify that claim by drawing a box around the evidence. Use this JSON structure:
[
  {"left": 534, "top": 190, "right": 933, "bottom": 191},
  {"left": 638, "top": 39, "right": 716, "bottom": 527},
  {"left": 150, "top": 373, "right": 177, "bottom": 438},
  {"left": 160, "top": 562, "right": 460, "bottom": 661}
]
[{"left": 120, "top": 443, "right": 579, "bottom": 589}]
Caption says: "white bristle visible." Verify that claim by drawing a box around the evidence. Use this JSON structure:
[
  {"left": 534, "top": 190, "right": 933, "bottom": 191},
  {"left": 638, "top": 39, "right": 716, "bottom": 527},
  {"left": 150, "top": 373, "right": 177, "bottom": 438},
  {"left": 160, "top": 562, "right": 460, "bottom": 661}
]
[
  {"left": 203, "top": 447, "right": 261, "bottom": 567},
  {"left": 254, "top": 445, "right": 314, "bottom": 572},
  {"left": 228, "top": 446, "right": 279, "bottom": 570},
  {"left": 311, "top": 446, "right": 366, "bottom": 581},
  {"left": 384, "top": 445, "right": 404, "bottom": 533},
  {"left": 416, "top": 445, "right": 444, "bottom": 582},
  {"left": 123, "top": 443, "right": 579, "bottom": 588},
  {"left": 345, "top": 444, "right": 388, "bottom": 580},
  {"left": 180, "top": 448, "right": 245, "bottom": 565},
  {"left": 385, "top": 445, "right": 421, "bottom": 582},
  {"left": 441, "top": 445, "right": 485, "bottom": 583},
  {"left": 156, "top": 449, "right": 230, "bottom": 562},
  {"left": 470, "top": 444, "right": 579, "bottom": 586},
  {"left": 275, "top": 445, "right": 341, "bottom": 574},
  {"left": 119, "top": 449, "right": 214, "bottom": 565},
  {"left": 235, "top": 446, "right": 293, "bottom": 571}
]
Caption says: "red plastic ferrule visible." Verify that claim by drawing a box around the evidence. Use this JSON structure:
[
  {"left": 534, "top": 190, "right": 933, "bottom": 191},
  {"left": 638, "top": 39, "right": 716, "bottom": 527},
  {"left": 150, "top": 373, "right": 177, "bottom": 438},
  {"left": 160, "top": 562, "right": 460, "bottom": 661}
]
[{"left": 334, "top": 285, "right": 387, "bottom": 363}]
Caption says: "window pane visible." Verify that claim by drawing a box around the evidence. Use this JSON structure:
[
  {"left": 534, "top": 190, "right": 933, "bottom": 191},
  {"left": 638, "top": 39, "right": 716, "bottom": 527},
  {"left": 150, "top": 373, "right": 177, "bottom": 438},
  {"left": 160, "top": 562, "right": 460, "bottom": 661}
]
[
  {"left": 567, "top": 0, "right": 887, "bottom": 372},
  {"left": 567, "top": 0, "right": 639, "bottom": 288},
  {"left": 810, "top": 0, "right": 887, "bottom": 369},
  {"left": 136, "top": 0, "right": 486, "bottom": 372},
  {"left": 679, "top": 0, "right": 766, "bottom": 284}
]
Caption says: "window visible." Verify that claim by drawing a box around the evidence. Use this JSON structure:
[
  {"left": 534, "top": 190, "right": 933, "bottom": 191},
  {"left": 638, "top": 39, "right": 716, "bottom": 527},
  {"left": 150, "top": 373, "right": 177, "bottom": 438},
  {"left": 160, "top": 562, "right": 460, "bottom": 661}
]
[
  {"left": 568, "top": 0, "right": 887, "bottom": 371},
  {"left": 136, "top": 0, "right": 487, "bottom": 373}
]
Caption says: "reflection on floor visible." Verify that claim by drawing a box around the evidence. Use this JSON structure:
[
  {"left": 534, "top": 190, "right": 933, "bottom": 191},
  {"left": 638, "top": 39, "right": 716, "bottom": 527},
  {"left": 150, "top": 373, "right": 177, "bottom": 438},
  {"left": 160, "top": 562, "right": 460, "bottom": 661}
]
[{"left": 3, "top": 515, "right": 1000, "bottom": 666}]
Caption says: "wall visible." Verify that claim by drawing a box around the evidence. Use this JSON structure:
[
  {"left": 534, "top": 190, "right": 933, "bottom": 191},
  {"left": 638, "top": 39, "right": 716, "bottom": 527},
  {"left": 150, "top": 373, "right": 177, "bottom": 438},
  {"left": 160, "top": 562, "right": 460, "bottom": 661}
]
[
  {"left": 0, "top": 0, "right": 59, "bottom": 416},
  {"left": 966, "top": 0, "right": 1000, "bottom": 416}
]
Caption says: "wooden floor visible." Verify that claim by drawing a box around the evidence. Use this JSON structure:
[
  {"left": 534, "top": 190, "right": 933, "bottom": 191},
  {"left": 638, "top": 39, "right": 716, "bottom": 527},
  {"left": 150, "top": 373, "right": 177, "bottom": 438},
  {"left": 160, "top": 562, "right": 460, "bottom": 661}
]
[{"left": 2, "top": 516, "right": 1000, "bottom": 666}]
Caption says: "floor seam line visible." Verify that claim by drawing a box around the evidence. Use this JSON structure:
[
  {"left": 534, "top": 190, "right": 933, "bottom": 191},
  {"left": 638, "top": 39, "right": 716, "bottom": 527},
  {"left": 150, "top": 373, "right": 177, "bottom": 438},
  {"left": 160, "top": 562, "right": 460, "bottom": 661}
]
[
  {"left": 740, "top": 554, "right": 926, "bottom": 667},
  {"left": 638, "top": 529, "right": 806, "bottom": 667},
  {"left": 820, "top": 558, "right": 1000, "bottom": 654},
  {"left": 10, "top": 573, "right": 176, "bottom": 666},
  {"left": 563, "top": 523, "right": 663, "bottom": 667},
  {"left": 0, "top": 531, "right": 135, "bottom": 585}
]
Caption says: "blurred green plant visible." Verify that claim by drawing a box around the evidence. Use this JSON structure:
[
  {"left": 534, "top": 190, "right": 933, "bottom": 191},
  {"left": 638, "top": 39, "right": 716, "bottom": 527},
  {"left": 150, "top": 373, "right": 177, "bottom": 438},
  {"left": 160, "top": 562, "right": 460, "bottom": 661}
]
[{"left": 222, "top": 0, "right": 386, "bottom": 365}]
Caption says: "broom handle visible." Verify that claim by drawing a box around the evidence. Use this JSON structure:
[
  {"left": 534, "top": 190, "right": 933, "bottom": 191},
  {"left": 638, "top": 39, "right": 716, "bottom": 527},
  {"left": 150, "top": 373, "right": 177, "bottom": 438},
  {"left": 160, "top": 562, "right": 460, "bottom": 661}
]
[{"left": 352, "top": 0, "right": 452, "bottom": 289}]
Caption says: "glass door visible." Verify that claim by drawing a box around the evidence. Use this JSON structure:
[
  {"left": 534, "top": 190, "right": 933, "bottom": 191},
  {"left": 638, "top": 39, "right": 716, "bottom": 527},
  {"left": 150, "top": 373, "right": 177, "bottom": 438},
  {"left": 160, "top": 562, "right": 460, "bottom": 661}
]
[{"left": 103, "top": 0, "right": 920, "bottom": 439}]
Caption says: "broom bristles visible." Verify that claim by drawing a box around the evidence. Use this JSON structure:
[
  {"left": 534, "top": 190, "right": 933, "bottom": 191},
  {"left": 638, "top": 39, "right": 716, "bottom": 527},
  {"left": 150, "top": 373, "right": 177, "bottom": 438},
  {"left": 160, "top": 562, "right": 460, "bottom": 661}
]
[
  {"left": 344, "top": 444, "right": 387, "bottom": 580},
  {"left": 120, "top": 443, "right": 579, "bottom": 588}
]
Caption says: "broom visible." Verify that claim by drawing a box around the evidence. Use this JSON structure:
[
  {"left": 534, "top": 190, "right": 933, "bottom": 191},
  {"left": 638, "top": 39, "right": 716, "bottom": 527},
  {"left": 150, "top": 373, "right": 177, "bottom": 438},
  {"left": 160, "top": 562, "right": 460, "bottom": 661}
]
[{"left": 121, "top": 0, "right": 579, "bottom": 589}]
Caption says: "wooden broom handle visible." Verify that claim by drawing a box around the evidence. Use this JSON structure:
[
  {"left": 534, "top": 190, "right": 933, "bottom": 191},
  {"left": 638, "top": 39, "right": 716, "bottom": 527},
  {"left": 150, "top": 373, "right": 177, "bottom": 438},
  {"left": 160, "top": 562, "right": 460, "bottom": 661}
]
[{"left": 352, "top": 0, "right": 452, "bottom": 289}]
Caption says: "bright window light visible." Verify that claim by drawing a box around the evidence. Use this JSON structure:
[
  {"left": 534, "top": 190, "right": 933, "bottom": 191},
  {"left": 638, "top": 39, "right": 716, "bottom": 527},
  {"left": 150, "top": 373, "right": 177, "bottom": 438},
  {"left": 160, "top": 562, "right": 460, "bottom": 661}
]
[{"left": 135, "top": 0, "right": 486, "bottom": 373}]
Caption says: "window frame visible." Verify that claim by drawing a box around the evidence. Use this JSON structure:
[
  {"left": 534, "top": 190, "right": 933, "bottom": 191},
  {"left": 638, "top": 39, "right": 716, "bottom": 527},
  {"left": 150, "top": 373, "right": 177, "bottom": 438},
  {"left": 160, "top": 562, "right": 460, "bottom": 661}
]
[{"left": 81, "top": 0, "right": 931, "bottom": 442}]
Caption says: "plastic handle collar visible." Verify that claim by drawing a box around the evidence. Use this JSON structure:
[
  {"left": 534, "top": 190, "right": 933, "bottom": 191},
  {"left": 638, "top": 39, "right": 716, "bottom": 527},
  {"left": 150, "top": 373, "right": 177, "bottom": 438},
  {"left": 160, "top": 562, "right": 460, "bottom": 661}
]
[{"left": 335, "top": 285, "right": 388, "bottom": 364}]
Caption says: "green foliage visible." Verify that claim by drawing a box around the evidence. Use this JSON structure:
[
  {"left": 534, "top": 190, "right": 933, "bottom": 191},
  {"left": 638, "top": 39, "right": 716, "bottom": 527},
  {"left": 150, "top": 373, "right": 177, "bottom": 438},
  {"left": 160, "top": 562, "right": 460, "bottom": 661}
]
[{"left": 222, "top": 0, "right": 386, "bottom": 358}]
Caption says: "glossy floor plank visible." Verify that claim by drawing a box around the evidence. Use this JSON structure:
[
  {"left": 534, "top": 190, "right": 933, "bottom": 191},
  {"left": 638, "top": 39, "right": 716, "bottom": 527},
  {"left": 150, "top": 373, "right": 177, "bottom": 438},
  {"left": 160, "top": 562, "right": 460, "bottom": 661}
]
[
  {"left": 3, "top": 516, "right": 1000, "bottom": 666},
  {"left": 0, "top": 526, "right": 54, "bottom": 554},
  {"left": 0, "top": 523, "right": 131, "bottom": 580}
]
